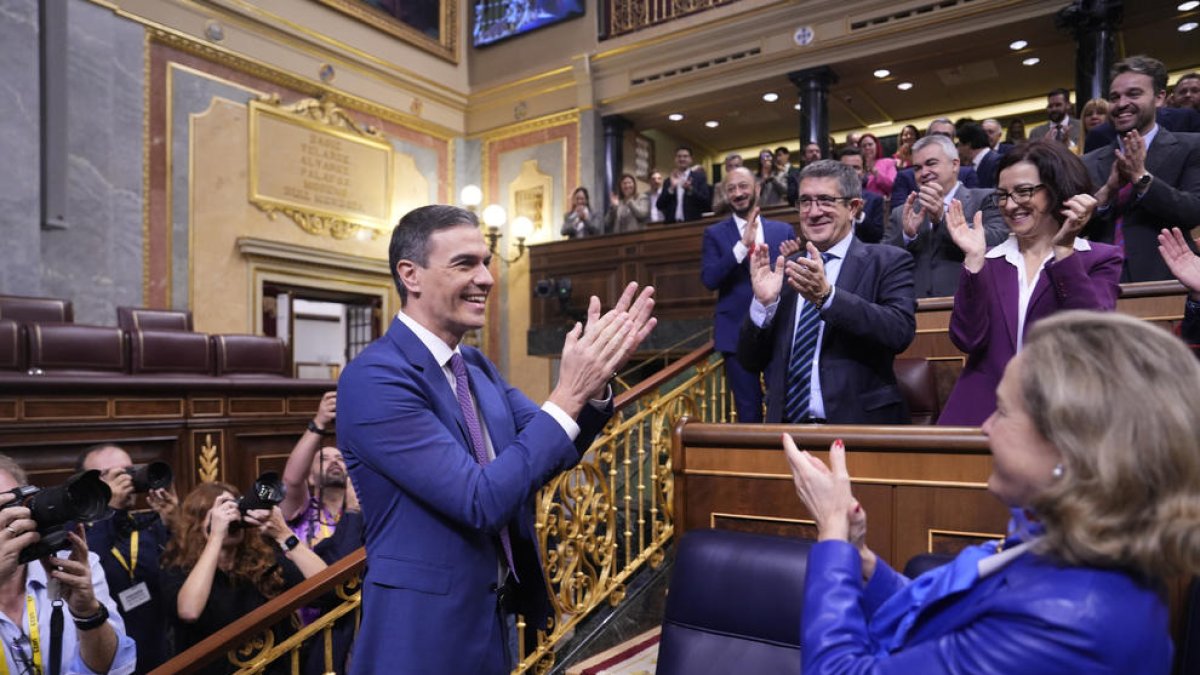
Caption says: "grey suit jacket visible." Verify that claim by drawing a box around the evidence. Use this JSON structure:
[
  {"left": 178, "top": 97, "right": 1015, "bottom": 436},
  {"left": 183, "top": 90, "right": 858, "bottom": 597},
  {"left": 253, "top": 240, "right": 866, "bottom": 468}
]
[
  {"left": 1081, "top": 128, "right": 1200, "bottom": 282},
  {"left": 884, "top": 185, "right": 1008, "bottom": 298},
  {"left": 1029, "top": 119, "right": 1081, "bottom": 148}
]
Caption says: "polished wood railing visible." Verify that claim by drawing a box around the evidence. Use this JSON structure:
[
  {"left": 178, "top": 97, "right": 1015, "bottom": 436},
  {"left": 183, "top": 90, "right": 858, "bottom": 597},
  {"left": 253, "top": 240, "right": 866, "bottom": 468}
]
[
  {"left": 150, "top": 549, "right": 365, "bottom": 674},
  {"left": 151, "top": 340, "right": 726, "bottom": 674}
]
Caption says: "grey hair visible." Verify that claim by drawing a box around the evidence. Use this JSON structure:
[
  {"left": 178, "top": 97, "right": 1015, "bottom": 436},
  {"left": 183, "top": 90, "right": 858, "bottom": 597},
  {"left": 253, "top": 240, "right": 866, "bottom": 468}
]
[
  {"left": 798, "top": 160, "right": 861, "bottom": 199},
  {"left": 912, "top": 134, "right": 957, "bottom": 162}
]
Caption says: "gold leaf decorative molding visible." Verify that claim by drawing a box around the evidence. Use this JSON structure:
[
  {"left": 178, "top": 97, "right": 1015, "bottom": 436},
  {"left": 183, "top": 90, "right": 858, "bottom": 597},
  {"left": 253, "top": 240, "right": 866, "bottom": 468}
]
[{"left": 198, "top": 433, "right": 220, "bottom": 482}]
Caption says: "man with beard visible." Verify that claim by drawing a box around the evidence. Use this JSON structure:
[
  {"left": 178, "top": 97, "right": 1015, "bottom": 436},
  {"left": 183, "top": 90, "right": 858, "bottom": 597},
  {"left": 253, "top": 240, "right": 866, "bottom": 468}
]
[
  {"left": 656, "top": 146, "right": 712, "bottom": 223},
  {"left": 1029, "top": 88, "right": 1080, "bottom": 149},
  {"left": 885, "top": 135, "right": 1006, "bottom": 297},
  {"left": 281, "top": 390, "right": 361, "bottom": 556},
  {"left": 1083, "top": 55, "right": 1200, "bottom": 282},
  {"left": 80, "top": 443, "right": 176, "bottom": 672},
  {"left": 701, "top": 167, "right": 795, "bottom": 422}
]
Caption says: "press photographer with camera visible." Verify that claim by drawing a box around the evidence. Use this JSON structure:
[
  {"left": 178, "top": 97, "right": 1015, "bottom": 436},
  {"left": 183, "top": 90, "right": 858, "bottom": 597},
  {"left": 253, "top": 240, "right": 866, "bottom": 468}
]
[
  {"left": 161, "top": 480, "right": 327, "bottom": 674},
  {"left": 0, "top": 454, "right": 136, "bottom": 675},
  {"left": 79, "top": 444, "right": 176, "bottom": 672}
]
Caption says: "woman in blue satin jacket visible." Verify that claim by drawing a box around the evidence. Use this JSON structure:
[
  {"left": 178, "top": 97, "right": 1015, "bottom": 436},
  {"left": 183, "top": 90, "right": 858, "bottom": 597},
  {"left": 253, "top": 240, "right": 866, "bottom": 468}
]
[{"left": 784, "top": 310, "right": 1200, "bottom": 674}]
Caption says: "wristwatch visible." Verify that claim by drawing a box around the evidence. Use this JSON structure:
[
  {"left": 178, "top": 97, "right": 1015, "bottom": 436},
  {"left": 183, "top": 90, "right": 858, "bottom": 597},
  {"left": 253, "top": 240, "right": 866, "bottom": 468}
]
[
  {"left": 306, "top": 420, "right": 331, "bottom": 436},
  {"left": 279, "top": 534, "right": 300, "bottom": 553},
  {"left": 1136, "top": 172, "right": 1153, "bottom": 191},
  {"left": 71, "top": 603, "right": 110, "bottom": 631}
]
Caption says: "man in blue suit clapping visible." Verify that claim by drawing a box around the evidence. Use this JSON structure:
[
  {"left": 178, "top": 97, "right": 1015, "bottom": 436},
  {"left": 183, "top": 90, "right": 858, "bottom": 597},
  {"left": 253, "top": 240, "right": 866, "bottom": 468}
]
[{"left": 338, "top": 205, "right": 656, "bottom": 674}]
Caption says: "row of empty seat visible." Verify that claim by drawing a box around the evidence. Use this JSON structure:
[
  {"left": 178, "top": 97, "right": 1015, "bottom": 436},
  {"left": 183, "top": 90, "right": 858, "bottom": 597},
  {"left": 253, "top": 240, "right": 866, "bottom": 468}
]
[{"left": 0, "top": 294, "right": 287, "bottom": 379}]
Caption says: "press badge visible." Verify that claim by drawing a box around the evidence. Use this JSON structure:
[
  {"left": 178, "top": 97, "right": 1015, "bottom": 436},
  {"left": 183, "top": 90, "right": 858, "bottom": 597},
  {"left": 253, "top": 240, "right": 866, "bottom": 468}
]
[{"left": 118, "top": 582, "right": 151, "bottom": 612}]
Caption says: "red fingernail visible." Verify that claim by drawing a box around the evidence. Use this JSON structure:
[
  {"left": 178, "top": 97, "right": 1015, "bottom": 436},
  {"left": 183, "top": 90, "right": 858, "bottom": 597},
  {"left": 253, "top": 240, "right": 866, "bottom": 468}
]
[
  {"left": 854, "top": 504, "right": 862, "bottom": 513},
  {"left": 835, "top": 439, "right": 844, "bottom": 449}
]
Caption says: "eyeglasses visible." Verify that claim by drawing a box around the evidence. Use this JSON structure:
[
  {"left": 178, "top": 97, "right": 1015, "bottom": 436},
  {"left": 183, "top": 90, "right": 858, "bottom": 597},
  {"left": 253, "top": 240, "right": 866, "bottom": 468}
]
[
  {"left": 990, "top": 184, "right": 1046, "bottom": 208},
  {"left": 797, "top": 195, "right": 854, "bottom": 210},
  {"left": 11, "top": 634, "right": 33, "bottom": 675}
]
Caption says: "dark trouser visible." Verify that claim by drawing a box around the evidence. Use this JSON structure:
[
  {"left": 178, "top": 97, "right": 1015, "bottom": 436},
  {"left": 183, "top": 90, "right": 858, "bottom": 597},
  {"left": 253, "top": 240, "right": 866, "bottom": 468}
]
[{"left": 723, "top": 353, "right": 763, "bottom": 423}]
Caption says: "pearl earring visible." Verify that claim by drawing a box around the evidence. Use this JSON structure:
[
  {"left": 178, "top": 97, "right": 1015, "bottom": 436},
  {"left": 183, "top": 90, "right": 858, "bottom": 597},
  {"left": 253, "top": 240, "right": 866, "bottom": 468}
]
[{"left": 1051, "top": 463, "right": 1065, "bottom": 479}]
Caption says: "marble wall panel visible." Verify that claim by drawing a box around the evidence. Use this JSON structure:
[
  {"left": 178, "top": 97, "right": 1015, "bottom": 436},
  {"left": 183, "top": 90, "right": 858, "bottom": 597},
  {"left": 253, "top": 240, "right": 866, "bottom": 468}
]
[
  {"left": 0, "top": 0, "right": 43, "bottom": 297},
  {"left": 39, "top": 0, "right": 144, "bottom": 326}
]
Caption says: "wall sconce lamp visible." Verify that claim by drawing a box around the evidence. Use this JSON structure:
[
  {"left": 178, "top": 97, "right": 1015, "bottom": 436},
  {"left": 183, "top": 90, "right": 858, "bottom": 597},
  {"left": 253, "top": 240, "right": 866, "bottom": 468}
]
[
  {"left": 460, "top": 185, "right": 483, "bottom": 212},
  {"left": 480, "top": 205, "right": 530, "bottom": 264}
]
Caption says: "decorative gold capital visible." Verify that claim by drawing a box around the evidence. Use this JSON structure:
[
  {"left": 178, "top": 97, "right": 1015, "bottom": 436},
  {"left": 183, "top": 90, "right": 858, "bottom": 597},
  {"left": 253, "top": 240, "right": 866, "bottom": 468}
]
[{"left": 198, "top": 433, "right": 219, "bottom": 482}]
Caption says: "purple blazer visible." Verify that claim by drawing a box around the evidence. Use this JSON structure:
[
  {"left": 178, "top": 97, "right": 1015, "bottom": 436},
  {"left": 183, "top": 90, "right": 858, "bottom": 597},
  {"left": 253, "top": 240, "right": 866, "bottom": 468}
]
[{"left": 938, "top": 242, "right": 1123, "bottom": 426}]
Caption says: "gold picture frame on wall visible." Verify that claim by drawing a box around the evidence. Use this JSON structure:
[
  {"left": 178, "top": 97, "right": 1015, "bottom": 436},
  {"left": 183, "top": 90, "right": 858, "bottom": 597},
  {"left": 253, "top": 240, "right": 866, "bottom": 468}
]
[{"left": 314, "top": 0, "right": 458, "bottom": 64}]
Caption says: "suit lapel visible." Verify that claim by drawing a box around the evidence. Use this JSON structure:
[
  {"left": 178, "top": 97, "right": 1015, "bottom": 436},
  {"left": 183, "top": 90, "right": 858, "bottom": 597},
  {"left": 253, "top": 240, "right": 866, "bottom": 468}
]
[
  {"left": 386, "top": 318, "right": 473, "bottom": 453},
  {"left": 991, "top": 262, "right": 1021, "bottom": 351}
]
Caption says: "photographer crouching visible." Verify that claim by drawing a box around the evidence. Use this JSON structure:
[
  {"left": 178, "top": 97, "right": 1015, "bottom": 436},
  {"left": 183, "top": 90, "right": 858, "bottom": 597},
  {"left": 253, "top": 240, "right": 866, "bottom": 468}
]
[
  {"left": 0, "top": 454, "right": 136, "bottom": 674},
  {"left": 79, "top": 444, "right": 176, "bottom": 672},
  {"left": 160, "top": 479, "right": 327, "bottom": 675}
]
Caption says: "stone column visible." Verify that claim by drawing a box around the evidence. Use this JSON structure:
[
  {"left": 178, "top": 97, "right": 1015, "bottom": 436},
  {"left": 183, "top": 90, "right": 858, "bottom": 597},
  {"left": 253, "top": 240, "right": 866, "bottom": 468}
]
[
  {"left": 788, "top": 67, "right": 839, "bottom": 160},
  {"left": 1056, "top": 0, "right": 1123, "bottom": 114},
  {"left": 601, "top": 114, "right": 631, "bottom": 202}
]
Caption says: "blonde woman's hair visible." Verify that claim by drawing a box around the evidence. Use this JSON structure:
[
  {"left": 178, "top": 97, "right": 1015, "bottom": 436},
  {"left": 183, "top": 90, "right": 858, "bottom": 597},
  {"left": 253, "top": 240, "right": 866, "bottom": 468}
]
[
  {"left": 0, "top": 455, "right": 27, "bottom": 486},
  {"left": 1022, "top": 311, "right": 1200, "bottom": 579}
]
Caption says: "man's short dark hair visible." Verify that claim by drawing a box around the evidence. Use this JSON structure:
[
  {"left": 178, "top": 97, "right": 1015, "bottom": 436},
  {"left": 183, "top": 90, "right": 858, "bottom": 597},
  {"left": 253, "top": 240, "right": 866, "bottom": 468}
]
[
  {"left": 835, "top": 146, "right": 862, "bottom": 160},
  {"left": 1111, "top": 55, "right": 1169, "bottom": 95},
  {"left": 388, "top": 205, "right": 479, "bottom": 304},
  {"left": 957, "top": 122, "right": 989, "bottom": 150},
  {"left": 774, "top": 146, "right": 790, "bottom": 156},
  {"left": 675, "top": 145, "right": 693, "bottom": 155},
  {"left": 1047, "top": 87, "right": 1072, "bottom": 103},
  {"left": 76, "top": 443, "right": 123, "bottom": 473}
]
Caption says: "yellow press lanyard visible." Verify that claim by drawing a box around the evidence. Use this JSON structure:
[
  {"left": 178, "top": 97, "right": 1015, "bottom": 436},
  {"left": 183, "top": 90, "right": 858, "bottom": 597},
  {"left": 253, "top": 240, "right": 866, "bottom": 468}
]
[
  {"left": 0, "top": 594, "right": 44, "bottom": 675},
  {"left": 110, "top": 530, "right": 139, "bottom": 580}
]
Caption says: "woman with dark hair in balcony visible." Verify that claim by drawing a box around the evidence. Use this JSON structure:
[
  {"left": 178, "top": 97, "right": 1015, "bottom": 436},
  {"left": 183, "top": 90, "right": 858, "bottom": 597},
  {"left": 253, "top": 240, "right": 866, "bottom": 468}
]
[
  {"left": 561, "top": 186, "right": 599, "bottom": 238},
  {"left": 161, "top": 482, "right": 327, "bottom": 673},
  {"left": 605, "top": 173, "right": 650, "bottom": 234},
  {"left": 785, "top": 310, "right": 1200, "bottom": 674}
]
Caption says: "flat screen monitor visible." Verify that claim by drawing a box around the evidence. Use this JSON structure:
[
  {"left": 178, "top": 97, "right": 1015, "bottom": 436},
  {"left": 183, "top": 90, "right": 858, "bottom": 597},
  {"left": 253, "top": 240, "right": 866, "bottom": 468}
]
[{"left": 473, "top": 0, "right": 586, "bottom": 47}]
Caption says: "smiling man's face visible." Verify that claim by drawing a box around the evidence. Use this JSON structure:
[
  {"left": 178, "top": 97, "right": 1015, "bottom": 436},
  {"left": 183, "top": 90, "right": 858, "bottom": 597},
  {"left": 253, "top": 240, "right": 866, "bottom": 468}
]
[{"left": 397, "top": 224, "right": 493, "bottom": 347}]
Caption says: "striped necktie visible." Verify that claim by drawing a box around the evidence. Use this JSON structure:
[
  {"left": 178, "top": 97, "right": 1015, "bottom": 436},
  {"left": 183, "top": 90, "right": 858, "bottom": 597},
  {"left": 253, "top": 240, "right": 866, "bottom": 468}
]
[
  {"left": 449, "top": 352, "right": 518, "bottom": 581},
  {"left": 784, "top": 252, "right": 835, "bottom": 423}
]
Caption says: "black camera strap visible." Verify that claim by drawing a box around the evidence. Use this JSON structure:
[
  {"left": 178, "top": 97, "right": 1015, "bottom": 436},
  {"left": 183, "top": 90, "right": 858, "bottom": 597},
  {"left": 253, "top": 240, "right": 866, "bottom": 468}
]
[{"left": 49, "top": 599, "right": 63, "bottom": 675}]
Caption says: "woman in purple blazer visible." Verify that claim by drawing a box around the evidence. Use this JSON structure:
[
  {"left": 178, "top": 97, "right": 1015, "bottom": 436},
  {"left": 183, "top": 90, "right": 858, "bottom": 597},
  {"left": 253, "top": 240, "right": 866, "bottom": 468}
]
[
  {"left": 784, "top": 311, "right": 1200, "bottom": 673},
  {"left": 938, "top": 141, "right": 1122, "bottom": 426}
]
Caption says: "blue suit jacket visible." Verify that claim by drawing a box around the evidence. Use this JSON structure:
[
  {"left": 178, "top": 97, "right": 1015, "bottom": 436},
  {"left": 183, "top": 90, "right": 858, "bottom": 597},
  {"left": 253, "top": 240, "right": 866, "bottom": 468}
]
[
  {"left": 856, "top": 190, "right": 885, "bottom": 244},
  {"left": 801, "top": 541, "right": 1172, "bottom": 674},
  {"left": 735, "top": 238, "right": 917, "bottom": 424},
  {"left": 700, "top": 216, "right": 795, "bottom": 353},
  {"left": 338, "top": 318, "right": 612, "bottom": 674}
]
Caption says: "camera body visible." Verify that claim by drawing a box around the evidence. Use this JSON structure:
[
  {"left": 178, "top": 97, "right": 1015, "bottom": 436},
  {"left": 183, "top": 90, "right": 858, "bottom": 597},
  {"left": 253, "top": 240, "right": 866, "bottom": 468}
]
[
  {"left": 124, "top": 461, "right": 173, "bottom": 493},
  {"left": 234, "top": 471, "right": 286, "bottom": 519},
  {"left": 0, "top": 470, "right": 112, "bottom": 563}
]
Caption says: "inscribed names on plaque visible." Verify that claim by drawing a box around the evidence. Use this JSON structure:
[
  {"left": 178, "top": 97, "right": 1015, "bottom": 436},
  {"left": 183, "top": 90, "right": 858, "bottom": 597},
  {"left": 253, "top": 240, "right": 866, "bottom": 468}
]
[{"left": 248, "top": 98, "right": 393, "bottom": 238}]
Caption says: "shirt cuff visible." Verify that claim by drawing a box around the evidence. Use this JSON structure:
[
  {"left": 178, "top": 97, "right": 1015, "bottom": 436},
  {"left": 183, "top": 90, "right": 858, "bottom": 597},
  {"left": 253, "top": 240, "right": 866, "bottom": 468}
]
[
  {"left": 542, "top": 401, "right": 581, "bottom": 441},
  {"left": 820, "top": 286, "right": 836, "bottom": 310},
  {"left": 750, "top": 298, "right": 778, "bottom": 327},
  {"left": 733, "top": 240, "right": 749, "bottom": 263}
]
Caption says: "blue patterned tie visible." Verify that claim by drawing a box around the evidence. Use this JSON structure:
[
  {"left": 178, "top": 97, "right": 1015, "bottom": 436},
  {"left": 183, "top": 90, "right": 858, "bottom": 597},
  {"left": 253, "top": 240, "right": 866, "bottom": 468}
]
[
  {"left": 784, "top": 252, "right": 834, "bottom": 423},
  {"left": 449, "top": 352, "right": 518, "bottom": 581}
]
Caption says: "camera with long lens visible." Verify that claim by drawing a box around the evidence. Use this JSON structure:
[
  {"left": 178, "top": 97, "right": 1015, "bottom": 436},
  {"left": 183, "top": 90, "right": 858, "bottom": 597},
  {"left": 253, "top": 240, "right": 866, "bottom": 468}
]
[
  {"left": 1, "top": 470, "right": 112, "bottom": 564},
  {"left": 124, "top": 461, "right": 173, "bottom": 493},
  {"left": 231, "top": 472, "right": 286, "bottom": 528}
]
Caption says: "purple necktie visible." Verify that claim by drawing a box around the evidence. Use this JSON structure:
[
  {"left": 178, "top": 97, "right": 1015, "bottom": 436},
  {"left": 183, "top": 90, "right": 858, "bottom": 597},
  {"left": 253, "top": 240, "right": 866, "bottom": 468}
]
[
  {"left": 1114, "top": 181, "right": 1134, "bottom": 253},
  {"left": 449, "top": 352, "right": 517, "bottom": 581}
]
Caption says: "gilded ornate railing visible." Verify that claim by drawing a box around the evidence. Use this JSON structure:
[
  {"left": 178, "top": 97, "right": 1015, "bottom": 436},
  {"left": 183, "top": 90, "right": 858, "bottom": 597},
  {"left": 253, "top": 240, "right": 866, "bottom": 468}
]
[
  {"left": 152, "top": 341, "right": 728, "bottom": 674},
  {"left": 603, "top": 0, "right": 741, "bottom": 39},
  {"left": 150, "top": 549, "right": 365, "bottom": 674},
  {"left": 516, "top": 340, "right": 728, "bottom": 673}
]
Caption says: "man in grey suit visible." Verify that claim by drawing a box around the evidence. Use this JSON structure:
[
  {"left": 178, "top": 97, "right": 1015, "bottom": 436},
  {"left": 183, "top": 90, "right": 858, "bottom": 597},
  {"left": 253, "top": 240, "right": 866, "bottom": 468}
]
[
  {"left": 885, "top": 135, "right": 1007, "bottom": 297},
  {"left": 1029, "top": 88, "right": 1081, "bottom": 150},
  {"left": 1083, "top": 55, "right": 1200, "bottom": 282}
]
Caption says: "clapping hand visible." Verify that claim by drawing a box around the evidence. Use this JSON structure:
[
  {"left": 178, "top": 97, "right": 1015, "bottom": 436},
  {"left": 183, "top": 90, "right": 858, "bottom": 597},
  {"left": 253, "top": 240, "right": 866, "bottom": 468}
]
[
  {"left": 779, "top": 238, "right": 803, "bottom": 258},
  {"left": 945, "top": 199, "right": 986, "bottom": 273},
  {"left": 740, "top": 207, "right": 760, "bottom": 249},
  {"left": 785, "top": 242, "right": 831, "bottom": 306},
  {"left": 749, "top": 243, "right": 785, "bottom": 305},
  {"left": 1114, "top": 130, "right": 1148, "bottom": 185},
  {"left": 1052, "top": 193, "right": 1096, "bottom": 255},
  {"left": 782, "top": 436, "right": 856, "bottom": 542},
  {"left": 1159, "top": 228, "right": 1200, "bottom": 300},
  {"left": 551, "top": 282, "right": 656, "bottom": 417}
]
